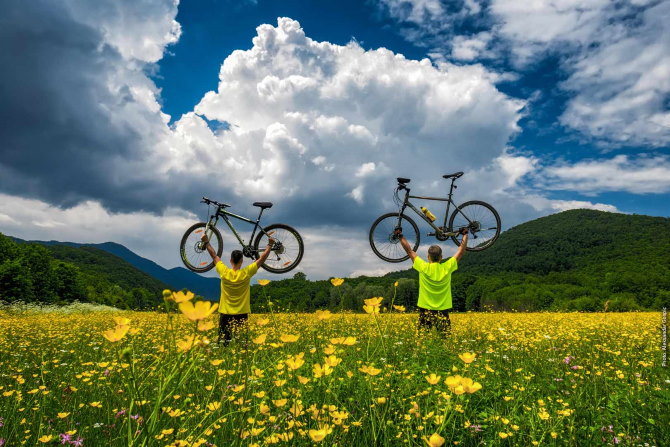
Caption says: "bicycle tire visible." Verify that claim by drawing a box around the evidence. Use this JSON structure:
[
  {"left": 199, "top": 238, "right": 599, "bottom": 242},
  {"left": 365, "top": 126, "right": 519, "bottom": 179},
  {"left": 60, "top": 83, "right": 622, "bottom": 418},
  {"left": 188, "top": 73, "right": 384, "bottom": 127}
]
[
  {"left": 180, "top": 223, "right": 223, "bottom": 273},
  {"left": 369, "top": 212, "right": 420, "bottom": 263},
  {"left": 253, "top": 223, "right": 304, "bottom": 274},
  {"left": 448, "top": 200, "right": 501, "bottom": 251}
]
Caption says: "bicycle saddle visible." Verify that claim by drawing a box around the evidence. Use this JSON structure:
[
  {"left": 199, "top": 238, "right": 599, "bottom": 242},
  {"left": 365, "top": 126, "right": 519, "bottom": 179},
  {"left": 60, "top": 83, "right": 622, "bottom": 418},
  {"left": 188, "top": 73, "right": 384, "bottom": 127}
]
[
  {"left": 253, "top": 202, "right": 273, "bottom": 209},
  {"left": 397, "top": 177, "right": 411, "bottom": 184},
  {"left": 443, "top": 172, "right": 464, "bottom": 179}
]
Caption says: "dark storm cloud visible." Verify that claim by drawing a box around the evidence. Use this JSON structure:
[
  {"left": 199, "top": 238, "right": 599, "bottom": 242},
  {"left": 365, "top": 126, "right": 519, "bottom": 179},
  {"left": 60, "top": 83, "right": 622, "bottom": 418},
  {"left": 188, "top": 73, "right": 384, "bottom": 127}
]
[{"left": 0, "top": 0, "right": 182, "bottom": 213}]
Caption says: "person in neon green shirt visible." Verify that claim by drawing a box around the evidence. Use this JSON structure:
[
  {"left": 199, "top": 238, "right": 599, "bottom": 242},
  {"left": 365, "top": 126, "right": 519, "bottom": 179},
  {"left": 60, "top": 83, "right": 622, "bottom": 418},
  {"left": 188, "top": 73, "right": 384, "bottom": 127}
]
[
  {"left": 399, "top": 229, "right": 469, "bottom": 335},
  {"left": 202, "top": 234, "right": 274, "bottom": 345}
]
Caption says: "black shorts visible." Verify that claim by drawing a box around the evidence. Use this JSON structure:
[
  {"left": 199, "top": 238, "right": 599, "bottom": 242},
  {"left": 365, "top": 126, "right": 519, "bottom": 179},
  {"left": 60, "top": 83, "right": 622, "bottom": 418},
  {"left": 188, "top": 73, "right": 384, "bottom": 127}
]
[
  {"left": 418, "top": 308, "right": 452, "bottom": 336},
  {"left": 218, "top": 313, "right": 249, "bottom": 345}
]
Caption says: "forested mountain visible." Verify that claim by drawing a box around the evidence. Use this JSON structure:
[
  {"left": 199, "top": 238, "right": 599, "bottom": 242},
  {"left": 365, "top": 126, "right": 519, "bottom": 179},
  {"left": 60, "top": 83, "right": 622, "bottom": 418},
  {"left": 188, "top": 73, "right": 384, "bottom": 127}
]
[{"left": 1, "top": 234, "right": 169, "bottom": 309}]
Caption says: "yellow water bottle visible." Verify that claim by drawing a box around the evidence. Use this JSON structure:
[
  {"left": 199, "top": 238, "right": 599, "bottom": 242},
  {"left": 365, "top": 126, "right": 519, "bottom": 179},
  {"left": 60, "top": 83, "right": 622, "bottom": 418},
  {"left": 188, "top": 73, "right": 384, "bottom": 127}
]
[{"left": 421, "top": 207, "right": 436, "bottom": 222}]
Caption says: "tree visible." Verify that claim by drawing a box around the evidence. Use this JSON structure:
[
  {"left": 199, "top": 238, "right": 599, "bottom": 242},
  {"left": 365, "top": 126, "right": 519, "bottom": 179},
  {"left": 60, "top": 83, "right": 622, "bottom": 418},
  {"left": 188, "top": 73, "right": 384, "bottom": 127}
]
[{"left": 293, "top": 272, "right": 307, "bottom": 281}]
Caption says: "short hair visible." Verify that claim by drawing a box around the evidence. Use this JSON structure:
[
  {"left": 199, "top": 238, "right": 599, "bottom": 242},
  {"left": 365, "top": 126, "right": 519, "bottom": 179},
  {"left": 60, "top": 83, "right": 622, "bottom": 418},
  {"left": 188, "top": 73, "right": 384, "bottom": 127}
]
[
  {"left": 230, "top": 250, "right": 243, "bottom": 265},
  {"left": 427, "top": 245, "right": 442, "bottom": 262}
]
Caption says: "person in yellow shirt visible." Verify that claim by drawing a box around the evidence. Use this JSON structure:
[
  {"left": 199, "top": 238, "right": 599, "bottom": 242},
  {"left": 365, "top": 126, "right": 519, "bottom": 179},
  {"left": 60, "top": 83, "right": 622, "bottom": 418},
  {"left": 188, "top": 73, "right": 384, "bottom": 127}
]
[
  {"left": 398, "top": 228, "right": 468, "bottom": 336},
  {"left": 202, "top": 234, "right": 274, "bottom": 345}
]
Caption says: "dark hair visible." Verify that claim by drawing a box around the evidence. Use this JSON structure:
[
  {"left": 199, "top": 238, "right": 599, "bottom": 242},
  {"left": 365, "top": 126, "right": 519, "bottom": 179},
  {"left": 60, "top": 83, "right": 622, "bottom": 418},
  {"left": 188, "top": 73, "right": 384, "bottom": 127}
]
[
  {"left": 230, "top": 250, "right": 243, "bottom": 265},
  {"left": 428, "top": 245, "right": 442, "bottom": 262}
]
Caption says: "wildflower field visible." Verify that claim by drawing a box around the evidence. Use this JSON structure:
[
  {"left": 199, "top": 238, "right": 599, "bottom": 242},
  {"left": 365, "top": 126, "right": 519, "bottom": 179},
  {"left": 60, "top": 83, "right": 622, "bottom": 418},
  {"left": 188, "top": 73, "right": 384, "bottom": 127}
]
[{"left": 0, "top": 294, "right": 668, "bottom": 446}]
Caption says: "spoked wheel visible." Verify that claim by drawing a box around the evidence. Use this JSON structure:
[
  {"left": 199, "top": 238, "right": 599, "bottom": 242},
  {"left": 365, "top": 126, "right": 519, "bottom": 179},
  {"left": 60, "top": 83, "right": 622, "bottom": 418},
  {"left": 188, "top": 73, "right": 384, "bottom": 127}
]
[
  {"left": 253, "top": 224, "right": 304, "bottom": 273},
  {"left": 180, "top": 223, "right": 223, "bottom": 273},
  {"left": 369, "top": 213, "right": 420, "bottom": 262},
  {"left": 449, "top": 201, "right": 501, "bottom": 251}
]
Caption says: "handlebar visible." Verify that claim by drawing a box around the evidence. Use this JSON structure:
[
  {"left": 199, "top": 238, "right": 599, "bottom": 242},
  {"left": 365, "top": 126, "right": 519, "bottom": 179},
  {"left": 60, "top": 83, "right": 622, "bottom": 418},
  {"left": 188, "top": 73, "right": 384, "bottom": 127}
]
[{"left": 201, "top": 197, "right": 230, "bottom": 208}]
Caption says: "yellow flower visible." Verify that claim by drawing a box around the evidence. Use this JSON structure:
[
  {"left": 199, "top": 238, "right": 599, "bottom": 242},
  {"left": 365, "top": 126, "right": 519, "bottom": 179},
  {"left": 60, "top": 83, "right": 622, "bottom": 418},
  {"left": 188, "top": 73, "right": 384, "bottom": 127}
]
[
  {"left": 57, "top": 412, "right": 70, "bottom": 419},
  {"left": 252, "top": 334, "right": 267, "bottom": 344},
  {"left": 38, "top": 435, "right": 54, "bottom": 443},
  {"left": 539, "top": 410, "right": 550, "bottom": 420},
  {"left": 280, "top": 334, "right": 300, "bottom": 343},
  {"left": 102, "top": 324, "right": 130, "bottom": 342},
  {"left": 376, "top": 397, "right": 387, "bottom": 404},
  {"left": 207, "top": 402, "right": 221, "bottom": 412},
  {"left": 286, "top": 354, "right": 305, "bottom": 371},
  {"left": 425, "top": 373, "right": 441, "bottom": 385},
  {"left": 255, "top": 318, "right": 269, "bottom": 326},
  {"left": 162, "top": 428, "right": 175, "bottom": 435},
  {"left": 179, "top": 300, "right": 219, "bottom": 321},
  {"left": 330, "top": 336, "right": 356, "bottom": 345},
  {"left": 172, "top": 290, "right": 195, "bottom": 303},
  {"left": 309, "top": 426, "right": 332, "bottom": 442},
  {"left": 315, "top": 310, "right": 333, "bottom": 320},
  {"left": 197, "top": 320, "right": 216, "bottom": 331},
  {"left": 499, "top": 432, "right": 509, "bottom": 439},
  {"left": 210, "top": 359, "right": 223, "bottom": 366},
  {"left": 461, "top": 377, "right": 482, "bottom": 394},
  {"left": 459, "top": 352, "right": 476, "bottom": 364},
  {"left": 323, "top": 345, "right": 336, "bottom": 355},
  {"left": 393, "top": 305, "right": 406, "bottom": 312},
  {"left": 363, "top": 305, "right": 380, "bottom": 314},
  {"left": 330, "top": 278, "right": 344, "bottom": 286},
  {"left": 259, "top": 403, "right": 270, "bottom": 415},
  {"left": 176, "top": 334, "right": 200, "bottom": 352},
  {"left": 90, "top": 401, "right": 102, "bottom": 408},
  {"left": 258, "top": 279, "right": 271, "bottom": 286},
  {"left": 273, "top": 399, "right": 287, "bottom": 407},
  {"left": 394, "top": 281, "right": 399, "bottom": 287},
  {"left": 359, "top": 365, "right": 382, "bottom": 376},
  {"left": 424, "top": 433, "right": 445, "bottom": 447},
  {"left": 313, "top": 363, "right": 333, "bottom": 378},
  {"left": 364, "top": 297, "right": 383, "bottom": 307},
  {"left": 324, "top": 355, "right": 342, "bottom": 367}
]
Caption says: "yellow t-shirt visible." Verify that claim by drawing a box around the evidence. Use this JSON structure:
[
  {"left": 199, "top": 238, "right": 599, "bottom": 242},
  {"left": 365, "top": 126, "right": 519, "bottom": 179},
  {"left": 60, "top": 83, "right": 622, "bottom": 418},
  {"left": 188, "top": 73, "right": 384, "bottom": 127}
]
[
  {"left": 413, "top": 256, "right": 458, "bottom": 310},
  {"left": 215, "top": 261, "right": 259, "bottom": 315}
]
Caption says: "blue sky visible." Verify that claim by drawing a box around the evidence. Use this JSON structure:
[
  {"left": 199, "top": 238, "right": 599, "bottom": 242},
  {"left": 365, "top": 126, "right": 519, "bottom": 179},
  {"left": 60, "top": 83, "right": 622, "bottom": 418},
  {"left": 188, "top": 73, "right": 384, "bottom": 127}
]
[{"left": 1, "top": 0, "right": 669, "bottom": 278}]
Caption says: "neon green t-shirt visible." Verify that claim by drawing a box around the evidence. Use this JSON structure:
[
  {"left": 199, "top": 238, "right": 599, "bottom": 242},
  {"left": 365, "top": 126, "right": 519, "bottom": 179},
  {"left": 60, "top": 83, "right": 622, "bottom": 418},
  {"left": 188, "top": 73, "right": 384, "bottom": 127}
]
[
  {"left": 413, "top": 256, "right": 458, "bottom": 310},
  {"left": 215, "top": 261, "right": 258, "bottom": 315}
]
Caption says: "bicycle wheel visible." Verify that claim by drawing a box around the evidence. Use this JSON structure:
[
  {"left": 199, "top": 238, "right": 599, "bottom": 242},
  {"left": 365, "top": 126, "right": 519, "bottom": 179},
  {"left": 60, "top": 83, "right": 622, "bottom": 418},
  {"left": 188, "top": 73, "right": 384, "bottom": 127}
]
[
  {"left": 253, "top": 224, "right": 304, "bottom": 274},
  {"left": 448, "top": 201, "right": 501, "bottom": 251},
  {"left": 180, "top": 223, "right": 223, "bottom": 273},
  {"left": 369, "top": 213, "right": 420, "bottom": 263}
]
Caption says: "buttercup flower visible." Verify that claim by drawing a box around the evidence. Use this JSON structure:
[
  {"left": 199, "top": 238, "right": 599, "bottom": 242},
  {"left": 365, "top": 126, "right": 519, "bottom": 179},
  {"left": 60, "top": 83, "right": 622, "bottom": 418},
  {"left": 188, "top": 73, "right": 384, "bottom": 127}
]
[
  {"left": 179, "top": 300, "right": 219, "bottom": 321},
  {"left": 330, "top": 278, "right": 344, "bottom": 287},
  {"left": 172, "top": 290, "right": 195, "bottom": 303},
  {"left": 258, "top": 279, "right": 271, "bottom": 286}
]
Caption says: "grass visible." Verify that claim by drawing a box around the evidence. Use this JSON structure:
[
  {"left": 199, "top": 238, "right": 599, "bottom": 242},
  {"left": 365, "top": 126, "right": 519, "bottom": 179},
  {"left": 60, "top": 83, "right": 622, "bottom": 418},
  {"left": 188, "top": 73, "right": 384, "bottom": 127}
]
[{"left": 0, "top": 297, "right": 668, "bottom": 446}]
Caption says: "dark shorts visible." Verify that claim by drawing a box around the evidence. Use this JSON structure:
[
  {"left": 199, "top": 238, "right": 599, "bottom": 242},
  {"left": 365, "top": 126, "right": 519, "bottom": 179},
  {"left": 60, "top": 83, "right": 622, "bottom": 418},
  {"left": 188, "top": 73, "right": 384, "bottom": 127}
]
[
  {"left": 218, "top": 313, "right": 249, "bottom": 345},
  {"left": 418, "top": 308, "right": 452, "bottom": 336}
]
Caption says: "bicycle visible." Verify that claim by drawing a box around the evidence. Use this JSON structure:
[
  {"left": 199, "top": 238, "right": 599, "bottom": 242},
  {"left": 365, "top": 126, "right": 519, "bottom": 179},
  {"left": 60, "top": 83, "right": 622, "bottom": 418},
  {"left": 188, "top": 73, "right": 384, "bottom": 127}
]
[
  {"left": 369, "top": 172, "right": 501, "bottom": 262},
  {"left": 180, "top": 197, "right": 304, "bottom": 274}
]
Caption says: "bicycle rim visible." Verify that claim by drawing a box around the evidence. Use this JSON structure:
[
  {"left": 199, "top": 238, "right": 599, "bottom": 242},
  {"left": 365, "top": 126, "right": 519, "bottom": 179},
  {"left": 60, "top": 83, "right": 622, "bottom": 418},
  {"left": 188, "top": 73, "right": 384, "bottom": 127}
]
[
  {"left": 369, "top": 213, "right": 419, "bottom": 262},
  {"left": 255, "top": 224, "right": 303, "bottom": 273},
  {"left": 180, "top": 223, "right": 223, "bottom": 272},
  {"left": 449, "top": 201, "right": 500, "bottom": 251}
]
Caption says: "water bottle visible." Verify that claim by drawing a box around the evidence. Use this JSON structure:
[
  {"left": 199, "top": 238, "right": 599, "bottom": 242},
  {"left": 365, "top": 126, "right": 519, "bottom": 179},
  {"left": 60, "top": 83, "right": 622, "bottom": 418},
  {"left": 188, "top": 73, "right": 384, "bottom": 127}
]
[{"left": 421, "top": 207, "right": 436, "bottom": 222}]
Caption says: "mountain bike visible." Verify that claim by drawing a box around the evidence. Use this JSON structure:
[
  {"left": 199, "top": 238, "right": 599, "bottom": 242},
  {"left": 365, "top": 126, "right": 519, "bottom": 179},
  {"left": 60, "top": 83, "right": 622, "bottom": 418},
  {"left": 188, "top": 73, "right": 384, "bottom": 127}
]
[
  {"left": 369, "top": 172, "right": 501, "bottom": 262},
  {"left": 180, "top": 197, "right": 304, "bottom": 274}
]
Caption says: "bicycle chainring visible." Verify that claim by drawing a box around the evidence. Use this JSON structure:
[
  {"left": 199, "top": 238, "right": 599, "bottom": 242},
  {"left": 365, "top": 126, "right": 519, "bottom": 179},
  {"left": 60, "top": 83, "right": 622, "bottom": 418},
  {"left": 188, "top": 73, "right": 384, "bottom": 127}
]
[
  {"left": 435, "top": 227, "right": 450, "bottom": 241},
  {"left": 243, "top": 246, "right": 255, "bottom": 258}
]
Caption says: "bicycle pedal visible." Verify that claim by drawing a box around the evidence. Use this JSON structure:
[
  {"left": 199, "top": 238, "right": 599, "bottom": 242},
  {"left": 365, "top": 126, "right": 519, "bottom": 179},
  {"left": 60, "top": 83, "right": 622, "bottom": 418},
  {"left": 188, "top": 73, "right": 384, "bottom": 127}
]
[{"left": 427, "top": 232, "right": 436, "bottom": 236}]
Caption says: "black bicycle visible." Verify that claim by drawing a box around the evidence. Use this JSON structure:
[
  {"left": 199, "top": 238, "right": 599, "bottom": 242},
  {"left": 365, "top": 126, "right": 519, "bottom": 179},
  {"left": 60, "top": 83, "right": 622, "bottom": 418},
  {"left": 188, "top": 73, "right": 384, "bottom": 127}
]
[
  {"left": 369, "top": 172, "right": 501, "bottom": 262},
  {"left": 180, "top": 197, "right": 304, "bottom": 274}
]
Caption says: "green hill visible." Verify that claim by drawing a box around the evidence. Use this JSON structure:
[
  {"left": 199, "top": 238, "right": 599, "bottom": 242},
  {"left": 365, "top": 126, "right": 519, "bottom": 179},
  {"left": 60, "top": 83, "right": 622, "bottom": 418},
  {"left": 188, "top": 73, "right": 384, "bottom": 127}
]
[
  {"left": 383, "top": 209, "right": 670, "bottom": 311},
  {"left": 0, "top": 234, "right": 169, "bottom": 309}
]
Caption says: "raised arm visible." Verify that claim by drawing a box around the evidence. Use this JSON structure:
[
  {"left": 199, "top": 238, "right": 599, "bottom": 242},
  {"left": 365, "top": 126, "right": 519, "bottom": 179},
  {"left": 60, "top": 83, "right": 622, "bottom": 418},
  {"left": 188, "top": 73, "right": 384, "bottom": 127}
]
[
  {"left": 201, "top": 233, "right": 221, "bottom": 265},
  {"left": 255, "top": 237, "right": 276, "bottom": 267},
  {"left": 453, "top": 229, "right": 469, "bottom": 262},
  {"left": 398, "top": 234, "right": 417, "bottom": 262}
]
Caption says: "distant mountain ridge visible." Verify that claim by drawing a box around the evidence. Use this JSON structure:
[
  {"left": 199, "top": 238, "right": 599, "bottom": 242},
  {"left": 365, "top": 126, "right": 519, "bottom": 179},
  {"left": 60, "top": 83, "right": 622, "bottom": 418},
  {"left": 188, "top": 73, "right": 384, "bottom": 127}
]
[{"left": 12, "top": 239, "right": 220, "bottom": 300}]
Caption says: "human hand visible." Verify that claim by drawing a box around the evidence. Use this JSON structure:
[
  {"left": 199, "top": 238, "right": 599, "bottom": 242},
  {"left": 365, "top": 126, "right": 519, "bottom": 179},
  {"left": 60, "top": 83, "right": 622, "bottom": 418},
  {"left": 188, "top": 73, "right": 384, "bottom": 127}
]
[
  {"left": 200, "top": 233, "right": 209, "bottom": 244},
  {"left": 267, "top": 237, "right": 276, "bottom": 247},
  {"left": 459, "top": 227, "right": 469, "bottom": 235}
]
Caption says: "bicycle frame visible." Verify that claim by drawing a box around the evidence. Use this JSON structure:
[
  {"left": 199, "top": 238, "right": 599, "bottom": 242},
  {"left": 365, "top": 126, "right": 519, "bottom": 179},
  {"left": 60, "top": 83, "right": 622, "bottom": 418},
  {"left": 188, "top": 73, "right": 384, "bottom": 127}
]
[
  {"left": 397, "top": 181, "right": 474, "bottom": 234},
  {"left": 205, "top": 206, "right": 271, "bottom": 255}
]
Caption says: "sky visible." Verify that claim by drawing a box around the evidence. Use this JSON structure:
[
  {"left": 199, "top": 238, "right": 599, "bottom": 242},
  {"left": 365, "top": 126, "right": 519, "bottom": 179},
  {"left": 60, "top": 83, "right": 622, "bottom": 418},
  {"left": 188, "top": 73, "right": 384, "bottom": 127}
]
[{"left": 1, "top": 0, "right": 669, "bottom": 280}]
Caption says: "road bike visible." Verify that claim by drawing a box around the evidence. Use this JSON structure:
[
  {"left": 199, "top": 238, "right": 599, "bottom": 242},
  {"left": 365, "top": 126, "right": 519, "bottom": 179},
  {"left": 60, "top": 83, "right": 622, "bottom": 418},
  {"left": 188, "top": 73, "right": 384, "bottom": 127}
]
[
  {"left": 180, "top": 197, "right": 304, "bottom": 274},
  {"left": 369, "top": 172, "right": 501, "bottom": 262}
]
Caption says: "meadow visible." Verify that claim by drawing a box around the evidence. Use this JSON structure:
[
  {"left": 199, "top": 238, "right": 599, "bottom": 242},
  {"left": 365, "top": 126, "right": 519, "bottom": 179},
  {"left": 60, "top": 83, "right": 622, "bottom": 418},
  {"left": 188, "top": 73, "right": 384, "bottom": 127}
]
[{"left": 0, "top": 291, "right": 667, "bottom": 446}]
